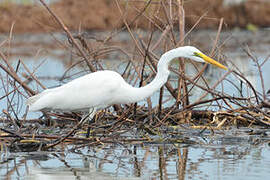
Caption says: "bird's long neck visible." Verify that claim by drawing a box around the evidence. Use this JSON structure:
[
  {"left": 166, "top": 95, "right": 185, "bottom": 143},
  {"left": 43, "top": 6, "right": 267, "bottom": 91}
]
[{"left": 123, "top": 48, "right": 182, "bottom": 103}]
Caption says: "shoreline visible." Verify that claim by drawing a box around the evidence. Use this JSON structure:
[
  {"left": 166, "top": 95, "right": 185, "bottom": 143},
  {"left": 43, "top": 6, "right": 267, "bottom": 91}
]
[{"left": 1, "top": 0, "right": 270, "bottom": 34}]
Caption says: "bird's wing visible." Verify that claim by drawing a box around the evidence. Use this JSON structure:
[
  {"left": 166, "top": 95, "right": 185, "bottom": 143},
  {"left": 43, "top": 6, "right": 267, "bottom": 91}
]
[
  {"left": 57, "top": 71, "right": 123, "bottom": 110},
  {"left": 27, "top": 71, "right": 124, "bottom": 111}
]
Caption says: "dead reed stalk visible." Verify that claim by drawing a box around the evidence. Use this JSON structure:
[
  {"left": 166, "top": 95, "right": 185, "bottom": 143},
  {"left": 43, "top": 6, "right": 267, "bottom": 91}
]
[{"left": 0, "top": 0, "right": 270, "bottom": 151}]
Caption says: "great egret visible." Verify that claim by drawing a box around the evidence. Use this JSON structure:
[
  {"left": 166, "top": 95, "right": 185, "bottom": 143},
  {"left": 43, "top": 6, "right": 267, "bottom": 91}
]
[{"left": 26, "top": 46, "right": 227, "bottom": 121}]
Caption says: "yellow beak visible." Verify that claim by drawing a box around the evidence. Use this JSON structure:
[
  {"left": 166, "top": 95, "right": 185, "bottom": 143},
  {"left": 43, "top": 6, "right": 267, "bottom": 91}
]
[{"left": 195, "top": 52, "right": 228, "bottom": 70}]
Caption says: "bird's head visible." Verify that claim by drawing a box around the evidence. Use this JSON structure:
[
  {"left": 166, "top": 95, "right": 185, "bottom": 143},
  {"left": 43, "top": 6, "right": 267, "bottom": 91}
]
[{"left": 175, "top": 46, "right": 228, "bottom": 70}]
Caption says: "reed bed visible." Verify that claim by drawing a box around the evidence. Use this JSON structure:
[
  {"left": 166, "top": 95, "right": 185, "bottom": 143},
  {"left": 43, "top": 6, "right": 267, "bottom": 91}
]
[{"left": 0, "top": 0, "right": 270, "bottom": 152}]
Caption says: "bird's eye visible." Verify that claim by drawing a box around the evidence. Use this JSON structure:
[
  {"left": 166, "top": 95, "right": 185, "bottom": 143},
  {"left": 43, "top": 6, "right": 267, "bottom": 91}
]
[{"left": 193, "top": 52, "right": 201, "bottom": 57}]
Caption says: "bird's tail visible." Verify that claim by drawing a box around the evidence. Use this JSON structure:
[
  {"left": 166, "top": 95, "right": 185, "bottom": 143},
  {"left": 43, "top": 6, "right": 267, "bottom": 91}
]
[
  {"left": 26, "top": 93, "right": 43, "bottom": 107},
  {"left": 26, "top": 90, "right": 51, "bottom": 111}
]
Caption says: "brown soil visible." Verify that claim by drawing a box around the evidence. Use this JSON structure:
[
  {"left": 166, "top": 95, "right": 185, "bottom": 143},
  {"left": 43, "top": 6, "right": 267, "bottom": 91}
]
[{"left": 0, "top": 0, "right": 270, "bottom": 33}]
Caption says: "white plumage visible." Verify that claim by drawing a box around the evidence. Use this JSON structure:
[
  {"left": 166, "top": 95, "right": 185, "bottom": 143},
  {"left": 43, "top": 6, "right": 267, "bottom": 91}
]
[
  {"left": 27, "top": 46, "right": 227, "bottom": 118},
  {"left": 27, "top": 71, "right": 123, "bottom": 111}
]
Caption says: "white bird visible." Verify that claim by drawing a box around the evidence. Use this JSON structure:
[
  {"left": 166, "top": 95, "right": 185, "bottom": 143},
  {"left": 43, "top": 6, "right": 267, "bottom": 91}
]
[{"left": 26, "top": 46, "right": 227, "bottom": 121}]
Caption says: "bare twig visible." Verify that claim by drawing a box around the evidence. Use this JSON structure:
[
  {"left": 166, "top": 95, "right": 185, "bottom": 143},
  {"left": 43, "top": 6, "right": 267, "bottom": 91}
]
[{"left": 39, "top": 0, "right": 96, "bottom": 72}]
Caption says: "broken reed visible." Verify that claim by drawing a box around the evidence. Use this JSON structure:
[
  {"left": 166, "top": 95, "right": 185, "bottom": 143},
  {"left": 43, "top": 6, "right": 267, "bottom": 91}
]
[{"left": 0, "top": 0, "right": 270, "bottom": 150}]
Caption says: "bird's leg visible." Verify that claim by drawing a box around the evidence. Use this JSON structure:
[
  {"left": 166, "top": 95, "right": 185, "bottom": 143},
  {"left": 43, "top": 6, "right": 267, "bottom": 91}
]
[
  {"left": 86, "top": 107, "right": 97, "bottom": 138},
  {"left": 79, "top": 107, "right": 96, "bottom": 124}
]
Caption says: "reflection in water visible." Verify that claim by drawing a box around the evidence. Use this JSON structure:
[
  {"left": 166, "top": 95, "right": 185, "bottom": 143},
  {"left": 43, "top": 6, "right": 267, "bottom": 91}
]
[
  {"left": 1, "top": 134, "right": 270, "bottom": 180},
  {"left": 26, "top": 162, "right": 140, "bottom": 180}
]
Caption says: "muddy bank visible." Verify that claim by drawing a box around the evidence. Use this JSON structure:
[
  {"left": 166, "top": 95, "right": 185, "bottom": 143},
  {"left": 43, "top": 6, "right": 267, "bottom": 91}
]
[{"left": 0, "top": 0, "right": 270, "bottom": 33}]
